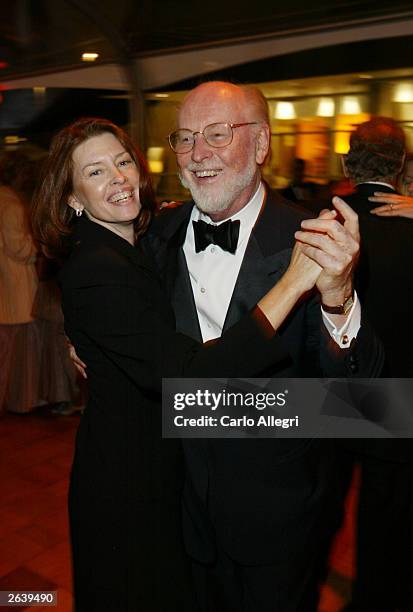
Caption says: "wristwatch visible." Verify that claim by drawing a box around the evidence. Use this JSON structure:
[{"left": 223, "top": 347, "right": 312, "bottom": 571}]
[{"left": 321, "top": 292, "right": 354, "bottom": 315}]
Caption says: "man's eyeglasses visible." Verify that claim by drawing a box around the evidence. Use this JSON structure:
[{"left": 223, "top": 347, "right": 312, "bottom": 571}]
[{"left": 168, "top": 122, "right": 257, "bottom": 154}]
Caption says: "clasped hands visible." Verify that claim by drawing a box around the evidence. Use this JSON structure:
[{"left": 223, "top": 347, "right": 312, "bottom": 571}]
[{"left": 289, "top": 197, "right": 359, "bottom": 312}]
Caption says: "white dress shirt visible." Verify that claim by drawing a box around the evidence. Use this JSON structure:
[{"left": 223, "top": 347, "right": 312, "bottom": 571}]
[{"left": 183, "top": 182, "right": 360, "bottom": 346}]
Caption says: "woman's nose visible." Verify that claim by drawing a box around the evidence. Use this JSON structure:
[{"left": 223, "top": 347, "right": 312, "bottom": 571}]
[{"left": 111, "top": 167, "right": 126, "bottom": 183}]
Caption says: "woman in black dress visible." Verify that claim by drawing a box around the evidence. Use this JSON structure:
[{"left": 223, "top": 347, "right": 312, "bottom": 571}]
[{"left": 32, "top": 118, "right": 321, "bottom": 611}]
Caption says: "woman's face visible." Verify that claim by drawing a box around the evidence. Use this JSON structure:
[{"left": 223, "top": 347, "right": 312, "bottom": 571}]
[{"left": 69, "top": 132, "right": 141, "bottom": 240}]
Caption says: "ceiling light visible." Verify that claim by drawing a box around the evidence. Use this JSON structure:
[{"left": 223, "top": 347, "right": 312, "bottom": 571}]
[
  {"left": 154, "top": 93, "right": 169, "bottom": 98},
  {"left": 275, "top": 101, "right": 296, "bottom": 120},
  {"left": 148, "top": 161, "right": 164, "bottom": 173},
  {"left": 317, "top": 98, "right": 335, "bottom": 117},
  {"left": 4, "top": 135, "right": 27, "bottom": 144},
  {"left": 147, "top": 147, "right": 164, "bottom": 162},
  {"left": 147, "top": 147, "right": 164, "bottom": 173},
  {"left": 393, "top": 83, "right": 413, "bottom": 103},
  {"left": 82, "top": 53, "right": 99, "bottom": 62},
  {"left": 341, "top": 96, "right": 361, "bottom": 115},
  {"left": 146, "top": 147, "right": 165, "bottom": 174}
]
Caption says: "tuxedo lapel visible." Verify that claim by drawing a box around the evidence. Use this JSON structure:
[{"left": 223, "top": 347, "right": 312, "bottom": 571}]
[
  {"left": 171, "top": 249, "right": 203, "bottom": 342},
  {"left": 223, "top": 236, "right": 290, "bottom": 332},
  {"left": 222, "top": 189, "right": 295, "bottom": 333},
  {"left": 149, "top": 203, "right": 203, "bottom": 342}
]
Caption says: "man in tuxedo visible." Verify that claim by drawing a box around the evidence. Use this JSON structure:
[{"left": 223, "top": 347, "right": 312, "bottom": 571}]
[
  {"left": 340, "top": 117, "right": 413, "bottom": 612},
  {"left": 146, "top": 81, "right": 383, "bottom": 612}
]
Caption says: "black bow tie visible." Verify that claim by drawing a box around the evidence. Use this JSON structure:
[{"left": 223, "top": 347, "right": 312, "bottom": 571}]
[{"left": 192, "top": 219, "right": 240, "bottom": 254}]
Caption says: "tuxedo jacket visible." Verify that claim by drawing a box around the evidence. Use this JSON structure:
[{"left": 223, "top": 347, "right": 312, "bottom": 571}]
[
  {"left": 145, "top": 187, "right": 383, "bottom": 566},
  {"left": 344, "top": 183, "right": 413, "bottom": 462}
]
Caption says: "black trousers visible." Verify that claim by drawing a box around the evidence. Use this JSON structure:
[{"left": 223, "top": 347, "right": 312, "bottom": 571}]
[
  {"left": 191, "top": 544, "right": 327, "bottom": 612},
  {"left": 346, "top": 456, "right": 413, "bottom": 612}
]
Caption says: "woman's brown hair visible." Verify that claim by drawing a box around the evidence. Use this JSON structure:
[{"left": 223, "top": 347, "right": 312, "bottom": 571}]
[{"left": 32, "top": 117, "right": 155, "bottom": 257}]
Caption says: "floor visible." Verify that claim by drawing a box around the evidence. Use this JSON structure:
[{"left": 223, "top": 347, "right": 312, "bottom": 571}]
[
  {"left": 0, "top": 409, "right": 355, "bottom": 611},
  {"left": 0, "top": 410, "right": 75, "bottom": 611}
]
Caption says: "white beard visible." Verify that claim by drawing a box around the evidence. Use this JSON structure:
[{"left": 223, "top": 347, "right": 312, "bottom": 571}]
[{"left": 179, "top": 156, "right": 258, "bottom": 216}]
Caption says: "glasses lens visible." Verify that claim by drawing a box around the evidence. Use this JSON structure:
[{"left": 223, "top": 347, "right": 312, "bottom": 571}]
[
  {"left": 169, "top": 129, "right": 194, "bottom": 153},
  {"left": 204, "top": 123, "right": 232, "bottom": 148}
]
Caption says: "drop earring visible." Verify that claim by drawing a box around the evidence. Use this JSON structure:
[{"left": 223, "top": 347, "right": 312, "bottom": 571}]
[{"left": 75, "top": 209, "right": 83, "bottom": 217}]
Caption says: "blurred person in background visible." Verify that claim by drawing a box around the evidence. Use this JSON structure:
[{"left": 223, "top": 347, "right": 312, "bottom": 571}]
[
  {"left": 32, "top": 253, "right": 82, "bottom": 415},
  {"left": 365, "top": 151, "right": 413, "bottom": 219},
  {"left": 341, "top": 117, "right": 413, "bottom": 612},
  {"left": 0, "top": 150, "right": 42, "bottom": 414},
  {"left": 369, "top": 191, "right": 413, "bottom": 218},
  {"left": 279, "top": 157, "right": 322, "bottom": 213},
  {"left": 30, "top": 150, "right": 82, "bottom": 416}
]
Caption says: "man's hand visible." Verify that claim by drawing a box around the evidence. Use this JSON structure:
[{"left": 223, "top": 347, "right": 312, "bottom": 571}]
[
  {"left": 369, "top": 192, "right": 413, "bottom": 219},
  {"left": 294, "top": 196, "right": 359, "bottom": 307},
  {"left": 67, "top": 340, "right": 88, "bottom": 379}
]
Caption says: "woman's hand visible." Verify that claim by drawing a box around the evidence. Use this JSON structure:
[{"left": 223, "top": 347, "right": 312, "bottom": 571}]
[
  {"left": 284, "top": 241, "right": 322, "bottom": 295},
  {"left": 369, "top": 192, "right": 413, "bottom": 219},
  {"left": 66, "top": 337, "right": 88, "bottom": 379}
]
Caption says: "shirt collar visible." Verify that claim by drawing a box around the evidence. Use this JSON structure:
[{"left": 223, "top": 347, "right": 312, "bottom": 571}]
[{"left": 357, "top": 181, "right": 395, "bottom": 190}]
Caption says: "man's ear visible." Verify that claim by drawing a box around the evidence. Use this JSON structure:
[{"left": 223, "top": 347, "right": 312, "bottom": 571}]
[
  {"left": 341, "top": 154, "right": 349, "bottom": 178},
  {"left": 255, "top": 124, "right": 270, "bottom": 165},
  {"left": 398, "top": 151, "right": 407, "bottom": 176}
]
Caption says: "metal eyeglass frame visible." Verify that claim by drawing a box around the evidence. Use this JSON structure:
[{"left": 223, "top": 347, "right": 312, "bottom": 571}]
[{"left": 168, "top": 122, "right": 257, "bottom": 153}]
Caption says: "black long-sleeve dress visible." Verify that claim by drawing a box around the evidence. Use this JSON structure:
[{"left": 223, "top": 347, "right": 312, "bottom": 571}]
[{"left": 59, "top": 216, "right": 283, "bottom": 612}]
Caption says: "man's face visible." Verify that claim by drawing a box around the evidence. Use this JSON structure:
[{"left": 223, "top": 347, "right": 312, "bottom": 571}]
[
  {"left": 400, "top": 160, "right": 413, "bottom": 196},
  {"left": 176, "top": 84, "right": 268, "bottom": 221}
]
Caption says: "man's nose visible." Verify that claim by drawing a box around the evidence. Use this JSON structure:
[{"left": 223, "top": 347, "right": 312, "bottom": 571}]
[{"left": 191, "top": 133, "right": 213, "bottom": 163}]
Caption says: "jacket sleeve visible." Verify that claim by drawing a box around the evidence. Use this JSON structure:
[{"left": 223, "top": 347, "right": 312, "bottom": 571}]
[{"left": 304, "top": 293, "right": 384, "bottom": 378}]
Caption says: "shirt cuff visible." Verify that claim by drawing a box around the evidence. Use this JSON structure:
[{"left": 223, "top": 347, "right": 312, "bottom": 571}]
[{"left": 321, "top": 291, "right": 361, "bottom": 348}]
